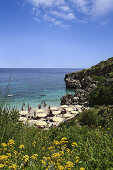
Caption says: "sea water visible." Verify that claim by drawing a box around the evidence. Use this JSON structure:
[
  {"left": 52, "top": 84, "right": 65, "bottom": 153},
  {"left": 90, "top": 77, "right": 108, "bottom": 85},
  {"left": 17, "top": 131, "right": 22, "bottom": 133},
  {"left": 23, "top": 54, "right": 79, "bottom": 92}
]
[{"left": 0, "top": 68, "right": 81, "bottom": 109}]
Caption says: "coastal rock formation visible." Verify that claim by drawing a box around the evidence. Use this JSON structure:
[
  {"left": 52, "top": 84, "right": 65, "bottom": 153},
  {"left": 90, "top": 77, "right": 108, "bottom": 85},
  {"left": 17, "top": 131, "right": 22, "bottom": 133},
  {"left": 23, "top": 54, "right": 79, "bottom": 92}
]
[{"left": 61, "top": 57, "right": 113, "bottom": 106}]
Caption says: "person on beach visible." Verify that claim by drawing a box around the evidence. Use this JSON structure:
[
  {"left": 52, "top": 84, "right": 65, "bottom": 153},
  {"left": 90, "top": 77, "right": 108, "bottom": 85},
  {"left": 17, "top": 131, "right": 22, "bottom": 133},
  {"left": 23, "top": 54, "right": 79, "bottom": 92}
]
[
  {"left": 28, "top": 104, "right": 29, "bottom": 111},
  {"left": 48, "top": 105, "right": 50, "bottom": 110},
  {"left": 28, "top": 107, "right": 31, "bottom": 113},
  {"left": 34, "top": 111, "right": 36, "bottom": 116},
  {"left": 61, "top": 108, "right": 66, "bottom": 114},
  {"left": 38, "top": 104, "right": 41, "bottom": 109},
  {"left": 44, "top": 101, "right": 46, "bottom": 108},
  {"left": 21, "top": 105, "right": 24, "bottom": 111},
  {"left": 48, "top": 109, "right": 54, "bottom": 117}
]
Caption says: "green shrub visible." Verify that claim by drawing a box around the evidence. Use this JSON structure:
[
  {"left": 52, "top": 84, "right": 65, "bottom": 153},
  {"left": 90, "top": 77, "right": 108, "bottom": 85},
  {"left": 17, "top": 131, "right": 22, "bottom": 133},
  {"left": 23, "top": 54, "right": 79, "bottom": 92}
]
[
  {"left": 91, "top": 75, "right": 106, "bottom": 84},
  {"left": 77, "top": 109, "right": 98, "bottom": 127},
  {"left": 88, "top": 84, "right": 113, "bottom": 105},
  {"left": 109, "top": 72, "right": 113, "bottom": 78}
]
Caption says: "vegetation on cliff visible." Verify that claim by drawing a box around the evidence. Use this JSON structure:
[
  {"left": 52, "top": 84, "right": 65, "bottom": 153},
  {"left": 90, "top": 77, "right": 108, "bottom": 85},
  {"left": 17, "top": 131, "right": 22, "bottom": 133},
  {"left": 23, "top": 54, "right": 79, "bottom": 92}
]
[{"left": 63, "top": 57, "right": 113, "bottom": 106}]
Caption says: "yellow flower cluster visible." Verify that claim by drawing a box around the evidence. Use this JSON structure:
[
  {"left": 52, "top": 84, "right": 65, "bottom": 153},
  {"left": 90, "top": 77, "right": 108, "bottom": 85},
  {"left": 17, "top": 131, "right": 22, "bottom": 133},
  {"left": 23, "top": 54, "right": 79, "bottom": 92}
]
[
  {"left": 54, "top": 140, "right": 60, "bottom": 145},
  {"left": 32, "top": 141, "right": 36, "bottom": 147},
  {"left": 41, "top": 137, "right": 85, "bottom": 170},
  {"left": 9, "top": 164, "right": 17, "bottom": 170},
  {"left": 7, "top": 139, "right": 15, "bottom": 146},
  {"left": 19, "top": 144, "right": 24, "bottom": 149},
  {"left": 52, "top": 153, "right": 61, "bottom": 159},
  {"left": 0, "top": 139, "right": 39, "bottom": 169},
  {"left": 22, "top": 155, "right": 29, "bottom": 163},
  {"left": 31, "top": 154, "right": 38, "bottom": 160},
  {"left": 0, "top": 137, "right": 85, "bottom": 169},
  {"left": 0, "top": 164, "right": 4, "bottom": 168},
  {"left": 1, "top": 143, "right": 7, "bottom": 148},
  {"left": 72, "top": 142, "right": 77, "bottom": 147},
  {"left": 65, "top": 161, "right": 74, "bottom": 168}
]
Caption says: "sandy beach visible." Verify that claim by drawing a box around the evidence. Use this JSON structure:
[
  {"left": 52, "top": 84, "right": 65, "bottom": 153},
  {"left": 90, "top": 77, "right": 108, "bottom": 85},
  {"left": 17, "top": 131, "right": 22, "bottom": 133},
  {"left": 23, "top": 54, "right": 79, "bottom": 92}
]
[{"left": 19, "top": 104, "right": 89, "bottom": 129}]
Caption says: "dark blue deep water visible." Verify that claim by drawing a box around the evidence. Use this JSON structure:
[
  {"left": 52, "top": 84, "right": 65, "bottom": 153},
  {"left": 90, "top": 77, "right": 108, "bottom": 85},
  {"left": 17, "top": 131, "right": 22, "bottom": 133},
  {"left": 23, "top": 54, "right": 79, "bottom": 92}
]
[{"left": 0, "top": 68, "right": 81, "bottom": 109}]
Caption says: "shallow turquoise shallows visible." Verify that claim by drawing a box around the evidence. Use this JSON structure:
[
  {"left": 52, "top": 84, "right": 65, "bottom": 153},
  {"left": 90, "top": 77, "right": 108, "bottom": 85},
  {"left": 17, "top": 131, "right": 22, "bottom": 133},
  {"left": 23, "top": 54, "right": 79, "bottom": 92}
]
[{"left": 0, "top": 68, "right": 81, "bottom": 109}]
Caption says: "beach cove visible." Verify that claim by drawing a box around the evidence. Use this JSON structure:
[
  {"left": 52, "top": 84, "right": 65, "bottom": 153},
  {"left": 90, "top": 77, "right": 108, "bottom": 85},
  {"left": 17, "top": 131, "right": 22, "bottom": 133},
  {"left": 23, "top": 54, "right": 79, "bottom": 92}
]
[{"left": 19, "top": 104, "right": 89, "bottom": 129}]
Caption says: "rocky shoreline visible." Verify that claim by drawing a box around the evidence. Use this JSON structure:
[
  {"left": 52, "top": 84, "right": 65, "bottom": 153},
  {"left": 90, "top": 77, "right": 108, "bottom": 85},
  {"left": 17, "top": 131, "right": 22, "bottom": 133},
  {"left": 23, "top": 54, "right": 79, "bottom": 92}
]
[
  {"left": 61, "top": 57, "right": 113, "bottom": 106},
  {"left": 61, "top": 76, "right": 98, "bottom": 106}
]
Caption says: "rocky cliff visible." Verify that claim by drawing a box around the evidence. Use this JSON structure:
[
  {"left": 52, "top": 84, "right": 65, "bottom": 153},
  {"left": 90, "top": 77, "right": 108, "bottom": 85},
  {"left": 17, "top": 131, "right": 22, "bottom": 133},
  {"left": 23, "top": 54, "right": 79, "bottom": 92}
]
[{"left": 61, "top": 57, "right": 113, "bottom": 106}]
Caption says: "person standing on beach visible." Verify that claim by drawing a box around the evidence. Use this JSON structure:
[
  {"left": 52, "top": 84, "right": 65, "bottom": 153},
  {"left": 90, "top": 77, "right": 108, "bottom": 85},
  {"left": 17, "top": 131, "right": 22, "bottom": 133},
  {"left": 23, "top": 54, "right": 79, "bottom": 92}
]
[{"left": 38, "top": 104, "right": 41, "bottom": 109}]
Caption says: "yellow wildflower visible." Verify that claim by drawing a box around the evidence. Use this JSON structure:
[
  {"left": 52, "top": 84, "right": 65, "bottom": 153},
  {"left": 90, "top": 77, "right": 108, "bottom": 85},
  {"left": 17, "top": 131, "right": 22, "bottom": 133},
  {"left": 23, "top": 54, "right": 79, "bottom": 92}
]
[
  {"left": 32, "top": 141, "right": 36, "bottom": 147},
  {"left": 53, "top": 140, "right": 60, "bottom": 145},
  {"left": 31, "top": 154, "right": 38, "bottom": 160},
  {"left": 61, "top": 137, "right": 67, "bottom": 141},
  {"left": 66, "top": 148, "right": 71, "bottom": 153},
  {"left": 6, "top": 153, "right": 11, "bottom": 157},
  {"left": 13, "top": 150, "right": 18, "bottom": 155},
  {"left": 76, "top": 159, "right": 79, "bottom": 163},
  {"left": 59, "top": 151, "right": 64, "bottom": 155},
  {"left": 42, "top": 147, "right": 45, "bottom": 151},
  {"left": 65, "top": 161, "right": 74, "bottom": 168},
  {"left": 60, "top": 137, "right": 68, "bottom": 144},
  {"left": 19, "top": 144, "right": 24, "bottom": 149},
  {"left": 43, "top": 156, "right": 51, "bottom": 161},
  {"left": 8, "top": 164, "right": 17, "bottom": 170},
  {"left": 0, "top": 164, "right": 4, "bottom": 168},
  {"left": 23, "top": 155, "right": 29, "bottom": 163},
  {"left": 0, "top": 155, "right": 8, "bottom": 161},
  {"left": 80, "top": 168, "right": 85, "bottom": 170},
  {"left": 52, "top": 153, "right": 61, "bottom": 159},
  {"left": 41, "top": 160, "right": 46, "bottom": 166},
  {"left": 57, "top": 165, "right": 64, "bottom": 170},
  {"left": 76, "top": 156, "right": 79, "bottom": 163},
  {"left": 72, "top": 142, "right": 77, "bottom": 147},
  {"left": 7, "top": 139, "right": 15, "bottom": 146},
  {"left": 48, "top": 146, "right": 55, "bottom": 151},
  {"left": 1, "top": 143, "right": 7, "bottom": 147}
]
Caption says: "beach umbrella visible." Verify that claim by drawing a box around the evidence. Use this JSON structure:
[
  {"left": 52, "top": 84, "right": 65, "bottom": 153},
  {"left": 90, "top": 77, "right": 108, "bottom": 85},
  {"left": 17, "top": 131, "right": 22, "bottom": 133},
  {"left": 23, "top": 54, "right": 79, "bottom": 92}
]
[
  {"left": 19, "top": 117, "right": 27, "bottom": 122},
  {"left": 71, "top": 111, "right": 78, "bottom": 114},
  {"left": 66, "top": 108, "right": 73, "bottom": 112},
  {"left": 53, "top": 111, "right": 61, "bottom": 115},
  {"left": 36, "top": 109, "right": 44, "bottom": 113},
  {"left": 76, "top": 105, "right": 82, "bottom": 108},
  {"left": 37, "top": 113, "right": 47, "bottom": 118},
  {"left": 51, "top": 107, "right": 59, "bottom": 111},
  {"left": 63, "top": 113, "right": 72, "bottom": 118},
  {"left": 61, "top": 105, "right": 68, "bottom": 108},
  {"left": 35, "top": 120, "right": 47, "bottom": 127},
  {"left": 26, "top": 120, "right": 36, "bottom": 125},
  {"left": 19, "top": 111, "right": 28, "bottom": 116},
  {"left": 52, "top": 117, "right": 63, "bottom": 122}
]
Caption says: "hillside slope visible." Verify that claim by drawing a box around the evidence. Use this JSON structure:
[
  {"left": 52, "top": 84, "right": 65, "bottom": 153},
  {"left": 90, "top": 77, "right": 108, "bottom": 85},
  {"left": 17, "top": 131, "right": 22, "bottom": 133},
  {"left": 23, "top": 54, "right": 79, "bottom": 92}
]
[{"left": 61, "top": 57, "right": 113, "bottom": 106}]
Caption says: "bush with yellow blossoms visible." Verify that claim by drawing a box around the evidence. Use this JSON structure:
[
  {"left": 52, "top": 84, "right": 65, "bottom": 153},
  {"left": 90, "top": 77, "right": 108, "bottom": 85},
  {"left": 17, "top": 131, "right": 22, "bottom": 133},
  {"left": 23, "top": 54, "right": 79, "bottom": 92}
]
[
  {"left": 41, "top": 137, "right": 85, "bottom": 170},
  {"left": 0, "top": 139, "right": 38, "bottom": 169}
]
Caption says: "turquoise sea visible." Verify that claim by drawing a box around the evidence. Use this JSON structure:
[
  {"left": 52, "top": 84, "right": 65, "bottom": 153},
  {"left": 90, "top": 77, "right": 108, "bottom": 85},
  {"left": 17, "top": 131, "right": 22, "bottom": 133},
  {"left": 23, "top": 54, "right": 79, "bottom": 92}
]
[{"left": 0, "top": 68, "right": 81, "bottom": 109}]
